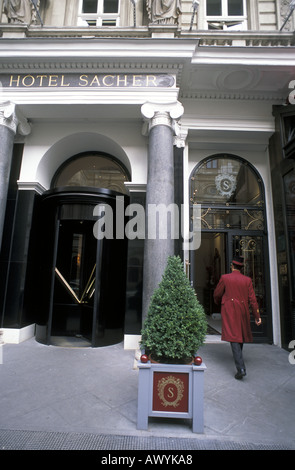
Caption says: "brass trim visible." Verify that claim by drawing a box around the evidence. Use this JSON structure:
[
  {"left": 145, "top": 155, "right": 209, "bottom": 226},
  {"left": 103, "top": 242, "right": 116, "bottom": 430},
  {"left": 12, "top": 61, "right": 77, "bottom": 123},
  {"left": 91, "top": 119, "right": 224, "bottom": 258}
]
[
  {"left": 55, "top": 264, "right": 96, "bottom": 304},
  {"left": 55, "top": 267, "right": 81, "bottom": 304}
]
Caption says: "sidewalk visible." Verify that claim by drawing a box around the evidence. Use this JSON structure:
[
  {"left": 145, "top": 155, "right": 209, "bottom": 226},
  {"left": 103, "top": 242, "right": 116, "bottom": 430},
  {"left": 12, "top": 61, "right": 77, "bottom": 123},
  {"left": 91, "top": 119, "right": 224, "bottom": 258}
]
[{"left": 0, "top": 337, "right": 294, "bottom": 450}]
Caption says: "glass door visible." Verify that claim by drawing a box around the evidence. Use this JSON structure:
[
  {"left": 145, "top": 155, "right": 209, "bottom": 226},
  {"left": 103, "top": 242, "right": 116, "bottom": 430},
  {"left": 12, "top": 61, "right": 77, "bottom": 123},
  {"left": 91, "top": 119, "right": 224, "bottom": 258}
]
[
  {"left": 192, "top": 232, "right": 228, "bottom": 316},
  {"left": 191, "top": 231, "right": 270, "bottom": 340},
  {"left": 229, "top": 233, "right": 269, "bottom": 340},
  {"left": 50, "top": 220, "right": 99, "bottom": 345}
]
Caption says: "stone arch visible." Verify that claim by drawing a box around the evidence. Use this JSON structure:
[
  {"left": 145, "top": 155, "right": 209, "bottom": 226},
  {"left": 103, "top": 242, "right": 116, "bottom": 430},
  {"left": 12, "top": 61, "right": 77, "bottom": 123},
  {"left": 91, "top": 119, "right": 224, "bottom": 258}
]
[{"left": 35, "top": 132, "right": 132, "bottom": 190}]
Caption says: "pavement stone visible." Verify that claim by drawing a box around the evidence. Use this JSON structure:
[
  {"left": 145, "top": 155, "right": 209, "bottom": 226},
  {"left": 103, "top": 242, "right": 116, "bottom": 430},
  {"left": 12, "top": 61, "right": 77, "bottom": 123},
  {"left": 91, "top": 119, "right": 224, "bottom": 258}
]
[{"left": 0, "top": 337, "right": 294, "bottom": 451}]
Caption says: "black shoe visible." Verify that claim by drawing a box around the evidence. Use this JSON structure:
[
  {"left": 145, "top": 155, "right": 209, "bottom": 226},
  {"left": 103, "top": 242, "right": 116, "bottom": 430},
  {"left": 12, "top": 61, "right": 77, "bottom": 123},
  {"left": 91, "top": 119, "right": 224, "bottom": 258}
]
[{"left": 235, "top": 369, "right": 246, "bottom": 380}]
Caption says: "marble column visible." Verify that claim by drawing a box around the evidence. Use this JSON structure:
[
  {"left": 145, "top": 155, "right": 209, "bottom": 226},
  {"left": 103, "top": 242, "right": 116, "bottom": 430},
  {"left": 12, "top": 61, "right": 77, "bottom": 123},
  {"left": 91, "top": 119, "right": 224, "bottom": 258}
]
[
  {"left": 0, "top": 102, "right": 31, "bottom": 251},
  {"left": 141, "top": 101, "right": 184, "bottom": 321}
]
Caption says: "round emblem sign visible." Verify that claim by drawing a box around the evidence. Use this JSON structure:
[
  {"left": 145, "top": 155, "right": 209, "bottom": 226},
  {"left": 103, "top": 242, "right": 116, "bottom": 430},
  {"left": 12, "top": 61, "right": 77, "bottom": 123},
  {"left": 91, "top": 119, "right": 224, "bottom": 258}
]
[
  {"left": 157, "top": 375, "right": 184, "bottom": 408},
  {"left": 215, "top": 173, "right": 237, "bottom": 197}
]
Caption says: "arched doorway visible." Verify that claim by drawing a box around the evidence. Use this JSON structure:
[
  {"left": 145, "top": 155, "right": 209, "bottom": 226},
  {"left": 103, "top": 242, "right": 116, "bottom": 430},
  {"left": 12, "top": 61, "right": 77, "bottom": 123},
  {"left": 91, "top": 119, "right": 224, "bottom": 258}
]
[
  {"left": 35, "top": 152, "right": 130, "bottom": 347},
  {"left": 189, "top": 154, "right": 272, "bottom": 342}
]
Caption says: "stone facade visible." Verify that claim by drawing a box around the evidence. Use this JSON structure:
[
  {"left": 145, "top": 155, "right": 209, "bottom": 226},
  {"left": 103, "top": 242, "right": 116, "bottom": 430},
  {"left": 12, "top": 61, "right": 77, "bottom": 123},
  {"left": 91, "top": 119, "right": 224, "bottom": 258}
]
[{"left": 0, "top": 0, "right": 294, "bottom": 349}]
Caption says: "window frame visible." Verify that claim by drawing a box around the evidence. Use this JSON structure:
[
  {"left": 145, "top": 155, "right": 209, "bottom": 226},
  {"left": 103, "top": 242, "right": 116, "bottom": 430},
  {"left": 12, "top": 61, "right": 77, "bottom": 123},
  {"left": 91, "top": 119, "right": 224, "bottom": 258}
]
[
  {"left": 205, "top": 0, "right": 247, "bottom": 30},
  {"left": 78, "top": 0, "right": 121, "bottom": 27}
]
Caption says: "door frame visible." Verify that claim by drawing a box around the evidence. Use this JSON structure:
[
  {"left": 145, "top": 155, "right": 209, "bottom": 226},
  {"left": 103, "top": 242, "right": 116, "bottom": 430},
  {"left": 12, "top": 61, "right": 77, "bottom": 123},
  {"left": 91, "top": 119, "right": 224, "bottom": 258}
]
[
  {"left": 272, "top": 158, "right": 295, "bottom": 348},
  {"left": 47, "top": 215, "right": 103, "bottom": 347}
]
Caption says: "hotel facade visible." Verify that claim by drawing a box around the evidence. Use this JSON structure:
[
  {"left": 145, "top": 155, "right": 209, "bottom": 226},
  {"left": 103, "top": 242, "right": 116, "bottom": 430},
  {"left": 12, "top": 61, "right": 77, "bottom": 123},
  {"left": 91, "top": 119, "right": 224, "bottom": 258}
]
[{"left": 0, "top": 0, "right": 294, "bottom": 351}]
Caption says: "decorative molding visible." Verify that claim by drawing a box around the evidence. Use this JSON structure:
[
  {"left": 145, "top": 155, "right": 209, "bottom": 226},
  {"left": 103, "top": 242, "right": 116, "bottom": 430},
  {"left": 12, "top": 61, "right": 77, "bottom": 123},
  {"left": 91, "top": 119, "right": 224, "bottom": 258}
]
[
  {"left": 150, "top": 111, "right": 173, "bottom": 129},
  {"left": 0, "top": 61, "right": 183, "bottom": 73},
  {"left": 17, "top": 181, "right": 46, "bottom": 194},
  {"left": 124, "top": 182, "right": 147, "bottom": 193},
  {"left": 180, "top": 90, "right": 288, "bottom": 102}
]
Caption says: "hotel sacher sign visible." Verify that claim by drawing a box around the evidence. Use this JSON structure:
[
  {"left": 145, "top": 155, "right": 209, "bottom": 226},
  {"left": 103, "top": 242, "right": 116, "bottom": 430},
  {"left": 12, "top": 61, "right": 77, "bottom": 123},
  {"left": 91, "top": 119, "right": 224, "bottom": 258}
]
[{"left": 0, "top": 73, "right": 175, "bottom": 89}]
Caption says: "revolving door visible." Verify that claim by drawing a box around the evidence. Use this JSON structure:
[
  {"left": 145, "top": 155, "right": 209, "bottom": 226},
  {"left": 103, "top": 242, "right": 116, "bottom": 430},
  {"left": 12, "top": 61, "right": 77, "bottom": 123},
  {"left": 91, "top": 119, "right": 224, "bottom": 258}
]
[
  {"left": 52, "top": 219, "right": 99, "bottom": 344},
  {"left": 35, "top": 188, "right": 128, "bottom": 347}
]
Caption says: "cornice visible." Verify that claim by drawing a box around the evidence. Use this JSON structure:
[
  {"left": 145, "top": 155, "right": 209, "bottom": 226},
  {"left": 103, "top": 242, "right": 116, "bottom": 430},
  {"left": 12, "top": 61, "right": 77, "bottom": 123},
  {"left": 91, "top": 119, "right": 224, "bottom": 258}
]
[
  {"left": 0, "top": 60, "right": 183, "bottom": 73},
  {"left": 17, "top": 181, "right": 46, "bottom": 194},
  {"left": 180, "top": 90, "right": 287, "bottom": 102},
  {"left": 0, "top": 30, "right": 293, "bottom": 105},
  {"left": 0, "top": 40, "right": 185, "bottom": 86},
  {"left": 0, "top": 25, "right": 294, "bottom": 45}
]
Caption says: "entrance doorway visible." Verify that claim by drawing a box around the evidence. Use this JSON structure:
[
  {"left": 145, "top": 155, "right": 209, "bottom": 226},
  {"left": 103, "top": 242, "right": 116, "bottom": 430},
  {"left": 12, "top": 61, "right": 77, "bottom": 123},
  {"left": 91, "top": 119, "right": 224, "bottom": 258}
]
[
  {"left": 52, "top": 219, "right": 98, "bottom": 344},
  {"left": 35, "top": 189, "right": 129, "bottom": 347},
  {"left": 192, "top": 232, "right": 266, "bottom": 331},
  {"left": 189, "top": 154, "right": 272, "bottom": 342},
  {"left": 35, "top": 152, "right": 130, "bottom": 347},
  {"left": 192, "top": 232, "right": 226, "bottom": 317}
]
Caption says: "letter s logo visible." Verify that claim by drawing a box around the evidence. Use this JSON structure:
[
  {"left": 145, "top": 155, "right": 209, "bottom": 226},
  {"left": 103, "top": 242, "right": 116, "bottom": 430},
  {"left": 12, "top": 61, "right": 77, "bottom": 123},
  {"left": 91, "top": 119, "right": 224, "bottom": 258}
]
[
  {"left": 167, "top": 387, "right": 175, "bottom": 399},
  {"left": 288, "top": 340, "right": 295, "bottom": 364}
]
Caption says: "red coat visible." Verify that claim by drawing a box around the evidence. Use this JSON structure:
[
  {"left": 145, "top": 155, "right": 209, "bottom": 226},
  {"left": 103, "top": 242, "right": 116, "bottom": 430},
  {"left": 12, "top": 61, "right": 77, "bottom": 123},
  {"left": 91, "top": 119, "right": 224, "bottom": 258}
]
[{"left": 213, "top": 271, "right": 260, "bottom": 343}]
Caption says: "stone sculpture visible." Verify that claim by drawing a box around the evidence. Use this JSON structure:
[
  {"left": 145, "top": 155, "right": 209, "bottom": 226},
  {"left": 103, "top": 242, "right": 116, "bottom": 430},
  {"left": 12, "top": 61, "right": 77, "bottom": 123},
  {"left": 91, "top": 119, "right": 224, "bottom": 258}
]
[
  {"left": 4, "top": 0, "right": 40, "bottom": 25},
  {"left": 146, "top": 0, "right": 181, "bottom": 25}
]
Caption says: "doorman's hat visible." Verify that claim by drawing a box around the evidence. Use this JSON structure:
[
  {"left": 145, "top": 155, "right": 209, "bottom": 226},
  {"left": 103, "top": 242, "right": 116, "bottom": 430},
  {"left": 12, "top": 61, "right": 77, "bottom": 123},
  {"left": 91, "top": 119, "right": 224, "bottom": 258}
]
[{"left": 232, "top": 256, "right": 244, "bottom": 267}]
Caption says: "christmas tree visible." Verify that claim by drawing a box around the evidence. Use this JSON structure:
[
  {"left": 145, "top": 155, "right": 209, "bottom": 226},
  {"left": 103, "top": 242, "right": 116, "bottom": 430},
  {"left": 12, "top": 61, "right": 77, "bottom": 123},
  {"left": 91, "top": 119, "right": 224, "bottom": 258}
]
[{"left": 140, "top": 255, "right": 207, "bottom": 363}]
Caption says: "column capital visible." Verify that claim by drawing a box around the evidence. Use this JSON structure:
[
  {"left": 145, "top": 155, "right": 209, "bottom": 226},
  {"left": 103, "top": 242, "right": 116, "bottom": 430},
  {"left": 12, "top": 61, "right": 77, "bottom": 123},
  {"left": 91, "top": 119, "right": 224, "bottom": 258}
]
[
  {"left": 0, "top": 101, "right": 31, "bottom": 136},
  {"left": 141, "top": 101, "right": 184, "bottom": 136}
]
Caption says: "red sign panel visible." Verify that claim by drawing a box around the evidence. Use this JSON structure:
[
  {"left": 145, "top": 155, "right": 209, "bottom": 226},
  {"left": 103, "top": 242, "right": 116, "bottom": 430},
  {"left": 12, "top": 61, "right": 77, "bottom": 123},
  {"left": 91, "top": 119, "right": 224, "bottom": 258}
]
[{"left": 152, "top": 372, "right": 189, "bottom": 413}]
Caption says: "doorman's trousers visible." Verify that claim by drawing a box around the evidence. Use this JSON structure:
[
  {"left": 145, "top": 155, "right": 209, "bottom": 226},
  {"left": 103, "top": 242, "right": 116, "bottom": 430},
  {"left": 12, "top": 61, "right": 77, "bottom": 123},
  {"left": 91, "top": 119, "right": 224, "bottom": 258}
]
[{"left": 230, "top": 342, "right": 246, "bottom": 371}]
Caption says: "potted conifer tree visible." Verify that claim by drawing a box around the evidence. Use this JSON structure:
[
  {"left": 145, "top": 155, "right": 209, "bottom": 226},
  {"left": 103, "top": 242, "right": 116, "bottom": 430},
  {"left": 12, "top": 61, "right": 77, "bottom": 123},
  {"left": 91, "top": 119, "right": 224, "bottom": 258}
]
[{"left": 137, "top": 255, "right": 208, "bottom": 433}]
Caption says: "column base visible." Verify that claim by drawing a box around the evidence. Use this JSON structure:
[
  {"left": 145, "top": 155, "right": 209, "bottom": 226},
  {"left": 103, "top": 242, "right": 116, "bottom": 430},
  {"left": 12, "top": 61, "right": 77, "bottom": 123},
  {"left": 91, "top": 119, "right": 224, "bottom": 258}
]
[{"left": 1, "top": 324, "right": 35, "bottom": 344}]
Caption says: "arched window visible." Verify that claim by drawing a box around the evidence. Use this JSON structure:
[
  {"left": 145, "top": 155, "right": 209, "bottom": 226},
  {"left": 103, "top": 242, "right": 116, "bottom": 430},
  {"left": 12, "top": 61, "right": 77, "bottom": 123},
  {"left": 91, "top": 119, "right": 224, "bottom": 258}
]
[
  {"left": 190, "top": 154, "right": 265, "bottom": 231},
  {"left": 190, "top": 154, "right": 263, "bottom": 206},
  {"left": 52, "top": 152, "right": 130, "bottom": 195}
]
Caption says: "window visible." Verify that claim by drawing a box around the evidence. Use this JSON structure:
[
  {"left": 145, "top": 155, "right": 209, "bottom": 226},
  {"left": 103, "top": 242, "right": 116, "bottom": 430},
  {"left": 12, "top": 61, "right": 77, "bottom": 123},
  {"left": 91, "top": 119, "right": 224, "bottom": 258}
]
[
  {"left": 190, "top": 155, "right": 264, "bottom": 207},
  {"left": 78, "top": 0, "right": 120, "bottom": 27},
  {"left": 205, "top": 0, "right": 247, "bottom": 30},
  {"left": 52, "top": 153, "right": 130, "bottom": 194}
]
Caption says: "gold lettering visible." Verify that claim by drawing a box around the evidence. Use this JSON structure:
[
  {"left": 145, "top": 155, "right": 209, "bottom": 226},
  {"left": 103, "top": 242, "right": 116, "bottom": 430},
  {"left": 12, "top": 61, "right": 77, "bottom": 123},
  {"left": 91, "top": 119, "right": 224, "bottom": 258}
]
[
  {"left": 48, "top": 75, "right": 58, "bottom": 87},
  {"left": 79, "top": 74, "right": 89, "bottom": 86},
  {"left": 9, "top": 75, "right": 21, "bottom": 87},
  {"left": 22, "top": 75, "right": 35, "bottom": 87},
  {"left": 102, "top": 75, "right": 115, "bottom": 87},
  {"left": 132, "top": 75, "right": 143, "bottom": 87},
  {"left": 3, "top": 73, "right": 167, "bottom": 89},
  {"left": 36, "top": 75, "right": 48, "bottom": 87},
  {"left": 89, "top": 75, "right": 101, "bottom": 87},
  {"left": 60, "top": 75, "right": 70, "bottom": 87},
  {"left": 146, "top": 75, "right": 157, "bottom": 87},
  {"left": 116, "top": 74, "right": 128, "bottom": 87},
  {"left": 168, "top": 387, "right": 175, "bottom": 399}
]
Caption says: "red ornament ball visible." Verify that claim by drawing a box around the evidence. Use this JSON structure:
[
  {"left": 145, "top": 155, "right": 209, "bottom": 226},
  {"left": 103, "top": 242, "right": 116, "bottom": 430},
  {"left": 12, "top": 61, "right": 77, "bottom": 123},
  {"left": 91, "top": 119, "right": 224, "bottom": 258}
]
[
  {"left": 140, "top": 354, "right": 149, "bottom": 363},
  {"left": 194, "top": 356, "right": 202, "bottom": 366}
]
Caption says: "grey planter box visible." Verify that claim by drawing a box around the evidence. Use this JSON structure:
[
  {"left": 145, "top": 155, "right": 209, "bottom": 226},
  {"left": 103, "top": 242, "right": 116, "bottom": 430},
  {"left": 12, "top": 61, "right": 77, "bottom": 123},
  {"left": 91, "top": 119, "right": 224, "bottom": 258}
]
[{"left": 137, "top": 360, "right": 206, "bottom": 433}]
